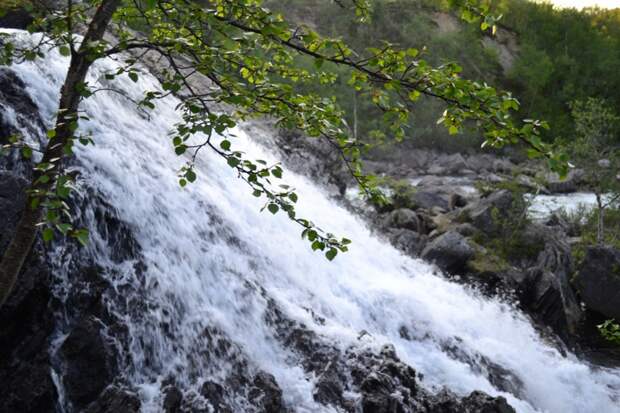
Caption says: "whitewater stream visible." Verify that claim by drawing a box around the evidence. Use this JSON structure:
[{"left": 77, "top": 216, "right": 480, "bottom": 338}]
[{"left": 3, "top": 30, "right": 620, "bottom": 412}]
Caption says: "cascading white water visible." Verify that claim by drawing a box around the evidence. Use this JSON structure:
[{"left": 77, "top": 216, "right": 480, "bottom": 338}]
[{"left": 3, "top": 30, "right": 620, "bottom": 413}]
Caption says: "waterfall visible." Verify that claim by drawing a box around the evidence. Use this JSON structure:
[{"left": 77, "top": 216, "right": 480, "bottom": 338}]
[{"left": 3, "top": 30, "right": 620, "bottom": 413}]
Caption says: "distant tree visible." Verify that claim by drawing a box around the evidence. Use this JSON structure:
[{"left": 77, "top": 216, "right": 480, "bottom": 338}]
[
  {"left": 0, "top": 0, "right": 565, "bottom": 308},
  {"left": 565, "top": 98, "right": 620, "bottom": 244}
]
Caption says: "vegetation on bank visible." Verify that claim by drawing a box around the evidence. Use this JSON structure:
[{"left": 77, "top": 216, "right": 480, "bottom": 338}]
[{"left": 266, "top": 0, "right": 620, "bottom": 153}]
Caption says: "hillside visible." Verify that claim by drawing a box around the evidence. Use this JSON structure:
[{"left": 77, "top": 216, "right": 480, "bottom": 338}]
[{"left": 265, "top": 0, "right": 620, "bottom": 154}]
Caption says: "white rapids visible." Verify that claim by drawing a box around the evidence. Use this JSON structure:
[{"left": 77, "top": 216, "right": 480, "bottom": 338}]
[{"left": 3, "top": 30, "right": 620, "bottom": 413}]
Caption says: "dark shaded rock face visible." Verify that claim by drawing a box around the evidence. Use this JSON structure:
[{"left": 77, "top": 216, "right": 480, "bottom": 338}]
[
  {"left": 518, "top": 224, "right": 583, "bottom": 342},
  {"left": 0, "top": 8, "right": 34, "bottom": 29},
  {"left": 422, "top": 231, "right": 474, "bottom": 274},
  {"left": 0, "top": 171, "right": 57, "bottom": 413},
  {"left": 84, "top": 386, "right": 141, "bottom": 413},
  {"left": 576, "top": 246, "right": 620, "bottom": 320},
  {"left": 59, "top": 317, "right": 118, "bottom": 409},
  {"left": 462, "top": 190, "right": 514, "bottom": 234}
]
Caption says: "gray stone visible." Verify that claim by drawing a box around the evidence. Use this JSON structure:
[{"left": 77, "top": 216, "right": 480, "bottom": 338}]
[
  {"left": 413, "top": 190, "right": 450, "bottom": 210},
  {"left": 576, "top": 246, "right": 620, "bottom": 320},
  {"left": 422, "top": 231, "right": 474, "bottom": 274},
  {"left": 382, "top": 208, "right": 421, "bottom": 232}
]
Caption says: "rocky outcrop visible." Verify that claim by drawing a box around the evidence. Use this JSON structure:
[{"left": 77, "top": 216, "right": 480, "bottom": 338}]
[
  {"left": 576, "top": 246, "right": 620, "bottom": 320},
  {"left": 0, "top": 172, "right": 57, "bottom": 413},
  {"left": 422, "top": 231, "right": 474, "bottom": 274},
  {"left": 461, "top": 190, "right": 514, "bottom": 234}
]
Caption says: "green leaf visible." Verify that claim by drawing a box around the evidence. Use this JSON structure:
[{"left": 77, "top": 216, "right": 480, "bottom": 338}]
[
  {"left": 59, "top": 45, "right": 70, "bottom": 57},
  {"left": 42, "top": 227, "right": 54, "bottom": 243},
  {"left": 227, "top": 157, "right": 240, "bottom": 168},
  {"left": 272, "top": 167, "right": 282, "bottom": 178},
  {"left": 47, "top": 129, "right": 56, "bottom": 139},
  {"left": 21, "top": 146, "right": 32, "bottom": 159},
  {"left": 267, "top": 203, "right": 279, "bottom": 214},
  {"left": 186, "top": 169, "right": 197, "bottom": 183},
  {"left": 128, "top": 72, "right": 138, "bottom": 82},
  {"left": 220, "top": 140, "right": 231, "bottom": 151},
  {"left": 325, "top": 248, "right": 337, "bottom": 261}
]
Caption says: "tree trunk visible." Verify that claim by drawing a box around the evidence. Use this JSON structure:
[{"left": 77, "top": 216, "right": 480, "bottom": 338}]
[
  {"left": 0, "top": 0, "right": 120, "bottom": 308},
  {"left": 596, "top": 193, "right": 604, "bottom": 245}
]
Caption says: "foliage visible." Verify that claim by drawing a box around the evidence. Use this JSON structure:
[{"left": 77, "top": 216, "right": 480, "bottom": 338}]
[
  {"left": 598, "top": 319, "right": 620, "bottom": 346},
  {"left": 267, "top": 0, "right": 620, "bottom": 152},
  {"left": 561, "top": 98, "right": 620, "bottom": 243},
  {"left": 0, "top": 0, "right": 563, "bottom": 260},
  {"left": 500, "top": 1, "right": 620, "bottom": 139},
  {"left": 471, "top": 182, "right": 540, "bottom": 263}
]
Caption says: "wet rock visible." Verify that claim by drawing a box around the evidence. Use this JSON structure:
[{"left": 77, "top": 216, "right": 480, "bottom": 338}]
[
  {"left": 382, "top": 208, "right": 422, "bottom": 232},
  {"left": 388, "top": 228, "right": 427, "bottom": 256},
  {"left": 84, "top": 386, "right": 141, "bottom": 413},
  {"left": 0, "top": 171, "right": 28, "bottom": 251},
  {"left": 422, "top": 231, "right": 474, "bottom": 274},
  {"left": 200, "top": 380, "right": 231, "bottom": 412},
  {"left": 460, "top": 391, "right": 515, "bottom": 413},
  {"left": 313, "top": 358, "right": 345, "bottom": 406},
  {"left": 576, "top": 246, "right": 620, "bottom": 320},
  {"left": 60, "top": 317, "right": 118, "bottom": 408},
  {"left": 249, "top": 372, "right": 285, "bottom": 413},
  {"left": 0, "top": 172, "right": 56, "bottom": 413},
  {"left": 163, "top": 384, "right": 183, "bottom": 413}
]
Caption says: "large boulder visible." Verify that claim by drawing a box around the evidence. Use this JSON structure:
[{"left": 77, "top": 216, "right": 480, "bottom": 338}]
[
  {"left": 544, "top": 169, "right": 584, "bottom": 193},
  {"left": 422, "top": 231, "right": 474, "bottom": 274},
  {"left": 60, "top": 317, "right": 119, "bottom": 409},
  {"left": 382, "top": 208, "right": 422, "bottom": 232},
  {"left": 575, "top": 246, "right": 620, "bottom": 320},
  {"left": 387, "top": 228, "right": 427, "bottom": 256},
  {"left": 413, "top": 190, "right": 450, "bottom": 211},
  {"left": 520, "top": 225, "right": 583, "bottom": 341},
  {"left": 462, "top": 190, "right": 514, "bottom": 234},
  {"left": 0, "top": 171, "right": 57, "bottom": 413}
]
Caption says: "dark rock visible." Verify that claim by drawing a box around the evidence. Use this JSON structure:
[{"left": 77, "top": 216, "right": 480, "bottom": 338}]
[
  {"left": 460, "top": 391, "right": 515, "bottom": 413},
  {"left": 0, "top": 172, "right": 56, "bottom": 413},
  {"left": 0, "top": 68, "right": 44, "bottom": 142},
  {"left": 544, "top": 169, "right": 584, "bottom": 193},
  {"left": 453, "top": 223, "right": 478, "bottom": 237},
  {"left": 576, "top": 246, "right": 620, "bottom": 320},
  {"left": 249, "top": 372, "right": 285, "bottom": 413},
  {"left": 0, "top": 8, "right": 34, "bottom": 29},
  {"left": 313, "top": 358, "right": 345, "bottom": 406},
  {"left": 422, "top": 231, "right": 474, "bottom": 274},
  {"left": 520, "top": 226, "right": 583, "bottom": 341},
  {"left": 60, "top": 317, "right": 117, "bottom": 408},
  {"left": 413, "top": 190, "right": 450, "bottom": 210},
  {"left": 463, "top": 190, "right": 514, "bottom": 234},
  {"left": 163, "top": 384, "right": 183, "bottom": 413},
  {"left": 388, "top": 228, "right": 427, "bottom": 256},
  {"left": 382, "top": 208, "right": 422, "bottom": 232},
  {"left": 200, "top": 380, "right": 231, "bottom": 412},
  {"left": 0, "top": 171, "right": 28, "bottom": 252},
  {"left": 84, "top": 386, "right": 141, "bottom": 413},
  {"left": 449, "top": 192, "right": 468, "bottom": 210}
]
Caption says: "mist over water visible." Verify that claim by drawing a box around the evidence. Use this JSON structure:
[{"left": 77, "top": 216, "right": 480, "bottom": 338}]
[{"left": 4, "top": 30, "right": 620, "bottom": 412}]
